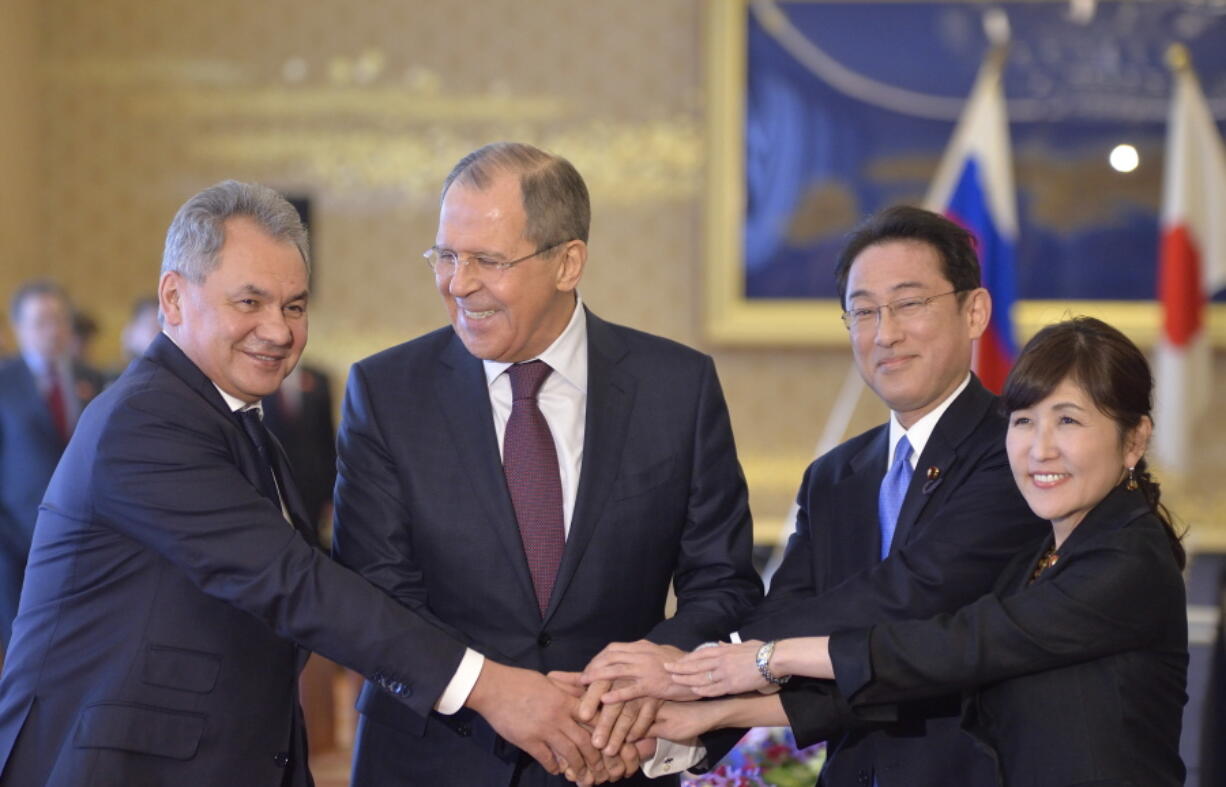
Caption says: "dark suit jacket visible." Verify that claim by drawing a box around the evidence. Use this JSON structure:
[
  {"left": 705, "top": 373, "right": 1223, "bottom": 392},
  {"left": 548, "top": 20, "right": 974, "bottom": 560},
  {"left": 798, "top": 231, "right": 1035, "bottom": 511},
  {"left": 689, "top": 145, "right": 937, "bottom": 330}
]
[
  {"left": 0, "top": 335, "right": 466, "bottom": 786},
  {"left": 261, "top": 364, "right": 337, "bottom": 530},
  {"left": 332, "top": 309, "right": 763, "bottom": 786},
  {"left": 810, "top": 484, "right": 1188, "bottom": 787},
  {"left": 0, "top": 356, "right": 103, "bottom": 648},
  {"left": 715, "top": 376, "right": 1047, "bottom": 787}
]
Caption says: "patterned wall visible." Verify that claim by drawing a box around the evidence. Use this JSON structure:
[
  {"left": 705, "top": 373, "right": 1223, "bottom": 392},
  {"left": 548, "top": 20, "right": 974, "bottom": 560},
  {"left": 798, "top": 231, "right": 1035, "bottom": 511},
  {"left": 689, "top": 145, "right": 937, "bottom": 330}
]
[{"left": 2, "top": 0, "right": 1222, "bottom": 544}]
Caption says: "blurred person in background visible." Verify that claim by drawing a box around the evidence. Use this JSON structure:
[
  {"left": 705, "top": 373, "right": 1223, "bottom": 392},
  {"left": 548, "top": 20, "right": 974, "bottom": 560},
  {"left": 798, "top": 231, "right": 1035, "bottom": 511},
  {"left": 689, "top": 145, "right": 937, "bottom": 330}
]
[{"left": 0, "top": 280, "right": 103, "bottom": 650}]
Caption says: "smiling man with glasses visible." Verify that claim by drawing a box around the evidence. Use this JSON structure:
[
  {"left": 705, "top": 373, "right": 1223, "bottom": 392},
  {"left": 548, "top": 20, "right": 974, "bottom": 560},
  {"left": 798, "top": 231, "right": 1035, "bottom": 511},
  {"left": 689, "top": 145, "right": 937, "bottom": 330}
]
[{"left": 332, "top": 142, "right": 762, "bottom": 787}]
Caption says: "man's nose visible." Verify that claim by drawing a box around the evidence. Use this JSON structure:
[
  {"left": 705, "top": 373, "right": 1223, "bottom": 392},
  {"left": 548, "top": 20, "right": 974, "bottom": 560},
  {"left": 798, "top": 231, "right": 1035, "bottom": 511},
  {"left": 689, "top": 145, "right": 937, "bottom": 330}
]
[
  {"left": 874, "top": 307, "right": 904, "bottom": 346},
  {"left": 448, "top": 261, "right": 481, "bottom": 297},
  {"left": 256, "top": 307, "right": 293, "bottom": 346}
]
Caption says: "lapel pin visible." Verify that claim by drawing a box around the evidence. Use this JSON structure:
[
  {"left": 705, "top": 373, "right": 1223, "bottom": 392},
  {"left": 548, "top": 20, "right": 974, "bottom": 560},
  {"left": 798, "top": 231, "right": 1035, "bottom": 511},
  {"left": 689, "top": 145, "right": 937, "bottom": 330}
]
[
  {"left": 926, "top": 466, "right": 941, "bottom": 481},
  {"left": 922, "top": 466, "right": 943, "bottom": 494}
]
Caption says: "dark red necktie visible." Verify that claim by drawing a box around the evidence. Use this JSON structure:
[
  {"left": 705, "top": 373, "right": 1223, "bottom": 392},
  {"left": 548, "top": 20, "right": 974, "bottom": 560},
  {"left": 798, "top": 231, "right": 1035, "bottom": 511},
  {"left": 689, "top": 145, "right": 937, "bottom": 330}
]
[
  {"left": 503, "top": 361, "right": 565, "bottom": 616},
  {"left": 46, "top": 372, "right": 69, "bottom": 443}
]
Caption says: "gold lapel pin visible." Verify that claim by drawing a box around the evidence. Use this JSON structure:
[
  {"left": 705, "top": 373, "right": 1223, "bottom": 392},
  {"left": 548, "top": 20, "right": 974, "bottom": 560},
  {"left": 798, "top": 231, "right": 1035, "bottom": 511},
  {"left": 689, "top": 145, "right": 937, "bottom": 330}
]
[{"left": 926, "top": 466, "right": 941, "bottom": 481}]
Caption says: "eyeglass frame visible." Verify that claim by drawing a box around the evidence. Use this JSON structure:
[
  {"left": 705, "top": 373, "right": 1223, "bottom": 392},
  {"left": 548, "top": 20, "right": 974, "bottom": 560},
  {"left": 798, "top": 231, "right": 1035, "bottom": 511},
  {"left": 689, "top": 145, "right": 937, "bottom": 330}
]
[
  {"left": 422, "top": 239, "right": 571, "bottom": 277},
  {"left": 840, "top": 289, "right": 965, "bottom": 331}
]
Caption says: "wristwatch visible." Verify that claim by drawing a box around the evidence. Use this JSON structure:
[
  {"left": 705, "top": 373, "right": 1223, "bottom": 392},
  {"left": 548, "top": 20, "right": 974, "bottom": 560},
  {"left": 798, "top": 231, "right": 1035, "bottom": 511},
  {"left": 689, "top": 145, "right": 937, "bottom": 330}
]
[{"left": 755, "top": 640, "right": 790, "bottom": 686}]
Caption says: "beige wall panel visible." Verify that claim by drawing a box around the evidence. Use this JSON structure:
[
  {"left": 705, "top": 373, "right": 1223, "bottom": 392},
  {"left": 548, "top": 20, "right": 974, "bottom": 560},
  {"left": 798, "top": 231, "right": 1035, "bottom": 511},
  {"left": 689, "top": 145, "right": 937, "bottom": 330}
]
[{"left": 0, "top": 0, "right": 42, "bottom": 350}]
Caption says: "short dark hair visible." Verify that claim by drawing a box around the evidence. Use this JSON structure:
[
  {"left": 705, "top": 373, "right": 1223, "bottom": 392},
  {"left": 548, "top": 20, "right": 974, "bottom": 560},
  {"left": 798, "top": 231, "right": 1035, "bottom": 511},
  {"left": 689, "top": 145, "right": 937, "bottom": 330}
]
[
  {"left": 1002, "top": 316, "right": 1184, "bottom": 569},
  {"left": 9, "top": 279, "right": 70, "bottom": 324},
  {"left": 441, "top": 142, "right": 591, "bottom": 245},
  {"left": 834, "top": 205, "right": 981, "bottom": 306}
]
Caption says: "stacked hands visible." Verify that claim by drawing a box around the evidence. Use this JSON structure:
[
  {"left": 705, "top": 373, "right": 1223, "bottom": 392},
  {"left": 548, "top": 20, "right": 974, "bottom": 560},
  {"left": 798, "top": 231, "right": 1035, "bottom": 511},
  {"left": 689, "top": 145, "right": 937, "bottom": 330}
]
[{"left": 499, "top": 639, "right": 786, "bottom": 785}]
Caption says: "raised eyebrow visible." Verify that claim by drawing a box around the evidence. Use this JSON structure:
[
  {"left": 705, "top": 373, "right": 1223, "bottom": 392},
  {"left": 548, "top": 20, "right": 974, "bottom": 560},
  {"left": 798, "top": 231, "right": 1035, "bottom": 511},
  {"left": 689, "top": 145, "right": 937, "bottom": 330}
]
[
  {"left": 234, "top": 284, "right": 272, "bottom": 299},
  {"left": 1051, "top": 402, "right": 1087, "bottom": 412}
]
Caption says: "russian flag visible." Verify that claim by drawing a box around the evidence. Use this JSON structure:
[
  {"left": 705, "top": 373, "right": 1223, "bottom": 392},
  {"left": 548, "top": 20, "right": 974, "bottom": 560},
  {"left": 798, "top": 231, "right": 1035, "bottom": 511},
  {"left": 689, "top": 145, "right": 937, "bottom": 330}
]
[
  {"left": 1153, "top": 48, "right": 1226, "bottom": 476},
  {"left": 924, "top": 48, "right": 1019, "bottom": 394}
]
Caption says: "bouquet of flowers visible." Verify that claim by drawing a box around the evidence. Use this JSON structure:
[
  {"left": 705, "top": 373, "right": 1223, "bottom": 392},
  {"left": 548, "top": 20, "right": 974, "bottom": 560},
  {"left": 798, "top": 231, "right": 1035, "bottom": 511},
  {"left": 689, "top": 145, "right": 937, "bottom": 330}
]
[{"left": 681, "top": 726, "right": 826, "bottom": 787}]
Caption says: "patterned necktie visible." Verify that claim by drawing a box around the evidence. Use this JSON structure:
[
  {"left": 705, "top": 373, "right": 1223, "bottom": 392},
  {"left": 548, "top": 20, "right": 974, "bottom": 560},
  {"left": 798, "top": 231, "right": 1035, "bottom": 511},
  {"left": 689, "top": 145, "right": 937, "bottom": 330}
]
[
  {"left": 503, "top": 361, "right": 565, "bottom": 616},
  {"left": 238, "top": 409, "right": 282, "bottom": 506},
  {"left": 46, "top": 370, "right": 69, "bottom": 443},
  {"left": 878, "top": 434, "right": 913, "bottom": 561}
]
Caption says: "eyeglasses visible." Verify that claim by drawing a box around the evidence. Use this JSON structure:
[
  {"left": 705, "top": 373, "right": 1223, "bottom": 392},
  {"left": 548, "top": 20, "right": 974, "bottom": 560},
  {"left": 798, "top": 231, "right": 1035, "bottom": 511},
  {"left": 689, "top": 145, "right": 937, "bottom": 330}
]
[
  {"left": 841, "top": 290, "right": 962, "bottom": 331},
  {"left": 423, "top": 239, "right": 569, "bottom": 278}
]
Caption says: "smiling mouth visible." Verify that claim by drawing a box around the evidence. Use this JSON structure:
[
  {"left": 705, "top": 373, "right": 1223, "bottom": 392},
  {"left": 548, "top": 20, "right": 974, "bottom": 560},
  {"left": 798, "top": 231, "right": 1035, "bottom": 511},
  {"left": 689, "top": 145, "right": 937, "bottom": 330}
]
[
  {"left": 462, "top": 308, "right": 496, "bottom": 320},
  {"left": 1032, "top": 473, "right": 1070, "bottom": 487},
  {"left": 244, "top": 350, "right": 286, "bottom": 364},
  {"left": 876, "top": 355, "right": 914, "bottom": 370}
]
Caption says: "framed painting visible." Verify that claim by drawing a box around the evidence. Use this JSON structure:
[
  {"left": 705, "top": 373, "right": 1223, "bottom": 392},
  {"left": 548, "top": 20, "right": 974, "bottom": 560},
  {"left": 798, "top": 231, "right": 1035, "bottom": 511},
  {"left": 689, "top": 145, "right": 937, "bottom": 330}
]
[{"left": 704, "top": 0, "right": 1226, "bottom": 346}]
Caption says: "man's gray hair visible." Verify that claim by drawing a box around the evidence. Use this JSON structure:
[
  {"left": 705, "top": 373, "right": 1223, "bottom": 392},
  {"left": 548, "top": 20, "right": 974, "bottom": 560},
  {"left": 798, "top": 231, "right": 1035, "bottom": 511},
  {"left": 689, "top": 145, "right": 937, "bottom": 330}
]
[
  {"left": 441, "top": 142, "right": 590, "bottom": 245},
  {"left": 161, "top": 180, "right": 310, "bottom": 282}
]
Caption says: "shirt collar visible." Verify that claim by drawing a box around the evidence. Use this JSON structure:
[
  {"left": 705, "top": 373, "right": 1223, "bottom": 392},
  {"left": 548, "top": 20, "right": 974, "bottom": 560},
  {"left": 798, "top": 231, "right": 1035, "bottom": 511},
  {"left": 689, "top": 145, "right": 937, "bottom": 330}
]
[
  {"left": 887, "top": 373, "right": 971, "bottom": 466},
  {"left": 162, "top": 330, "right": 263, "bottom": 415},
  {"left": 483, "top": 293, "right": 588, "bottom": 393}
]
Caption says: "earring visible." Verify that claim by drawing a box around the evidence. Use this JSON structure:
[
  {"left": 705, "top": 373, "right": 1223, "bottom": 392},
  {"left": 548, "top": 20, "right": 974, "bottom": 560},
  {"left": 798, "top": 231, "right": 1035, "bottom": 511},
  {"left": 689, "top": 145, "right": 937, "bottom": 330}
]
[{"left": 1126, "top": 466, "right": 1138, "bottom": 491}]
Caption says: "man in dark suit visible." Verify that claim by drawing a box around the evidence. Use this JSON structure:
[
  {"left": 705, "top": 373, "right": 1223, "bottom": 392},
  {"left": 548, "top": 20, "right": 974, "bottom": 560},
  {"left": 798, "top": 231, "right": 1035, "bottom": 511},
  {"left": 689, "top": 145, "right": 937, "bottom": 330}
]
[
  {"left": 331, "top": 142, "right": 763, "bottom": 786},
  {"left": 0, "top": 181, "right": 617, "bottom": 786},
  {"left": 0, "top": 280, "right": 103, "bottom": 649},
  {"left": 585, "top": 206, "right": 1047, "bottom": 785}
]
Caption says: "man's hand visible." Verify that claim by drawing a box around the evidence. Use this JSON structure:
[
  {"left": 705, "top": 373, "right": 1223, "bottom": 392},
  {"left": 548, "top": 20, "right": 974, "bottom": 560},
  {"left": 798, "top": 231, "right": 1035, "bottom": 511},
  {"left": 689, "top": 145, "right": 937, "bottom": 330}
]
[
  {"left": 581, "top": 640, "right": 696, "bottom": 704},
  {"left": 591, "top": 688, "right": 663, "bottom": 755},
  {"left": 467, "top": 660, "right": 607, "bottom": 782}
]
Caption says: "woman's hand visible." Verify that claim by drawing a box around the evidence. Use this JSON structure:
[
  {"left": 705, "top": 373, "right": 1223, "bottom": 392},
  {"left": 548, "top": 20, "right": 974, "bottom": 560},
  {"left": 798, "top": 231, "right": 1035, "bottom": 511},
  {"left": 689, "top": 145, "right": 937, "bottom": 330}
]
[{"left": 664, "top": 640, "right": 768, "bottom": 697}]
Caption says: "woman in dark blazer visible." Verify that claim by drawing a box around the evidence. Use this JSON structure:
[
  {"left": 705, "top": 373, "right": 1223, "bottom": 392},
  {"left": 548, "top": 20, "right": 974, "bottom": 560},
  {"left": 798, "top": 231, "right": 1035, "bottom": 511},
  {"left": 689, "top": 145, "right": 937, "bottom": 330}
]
[{"left": 654, "top": 316, "right": 1188, "bottom": 787}]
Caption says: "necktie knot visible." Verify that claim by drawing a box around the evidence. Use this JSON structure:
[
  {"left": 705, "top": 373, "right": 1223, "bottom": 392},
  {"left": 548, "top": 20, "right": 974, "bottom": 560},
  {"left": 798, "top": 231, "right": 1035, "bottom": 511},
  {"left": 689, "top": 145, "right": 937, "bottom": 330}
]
[
  {"left": 508, "top": 360, "right": 552, "bottom": 401},
  {"left": 892, "top": 434, "right": 913, "bottom": 470}
]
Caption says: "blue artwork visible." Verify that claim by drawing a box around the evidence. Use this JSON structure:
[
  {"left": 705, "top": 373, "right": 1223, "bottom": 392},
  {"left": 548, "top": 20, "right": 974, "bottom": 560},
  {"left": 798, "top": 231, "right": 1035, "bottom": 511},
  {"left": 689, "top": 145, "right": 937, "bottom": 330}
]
[{"left": 744, "top": 1, "right": 1226, "bottom": 302}]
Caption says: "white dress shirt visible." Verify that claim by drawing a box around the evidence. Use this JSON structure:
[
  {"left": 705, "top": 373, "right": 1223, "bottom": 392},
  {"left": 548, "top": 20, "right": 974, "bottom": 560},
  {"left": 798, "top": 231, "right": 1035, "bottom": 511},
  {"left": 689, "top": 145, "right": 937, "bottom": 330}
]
[
  {"left": 434, "top": 294, "right": 589, "bottom": 714},
  {"left": 644, "top": 373, "right": 974, "bottom": 777}
]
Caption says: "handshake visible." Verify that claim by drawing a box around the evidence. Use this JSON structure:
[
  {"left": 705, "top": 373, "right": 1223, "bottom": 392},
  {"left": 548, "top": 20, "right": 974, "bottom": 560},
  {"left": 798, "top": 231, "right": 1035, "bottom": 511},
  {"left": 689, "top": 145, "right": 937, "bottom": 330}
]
[{"left": 465, "top": 638, "right": 771, "bottom": 785}]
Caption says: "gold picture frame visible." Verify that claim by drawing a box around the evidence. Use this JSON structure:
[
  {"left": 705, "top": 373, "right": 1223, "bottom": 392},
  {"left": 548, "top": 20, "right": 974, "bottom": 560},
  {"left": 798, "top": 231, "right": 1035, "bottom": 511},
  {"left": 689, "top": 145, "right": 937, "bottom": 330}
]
[{"left": 702, "top": 0, "right": 1226, "bottom": 348}]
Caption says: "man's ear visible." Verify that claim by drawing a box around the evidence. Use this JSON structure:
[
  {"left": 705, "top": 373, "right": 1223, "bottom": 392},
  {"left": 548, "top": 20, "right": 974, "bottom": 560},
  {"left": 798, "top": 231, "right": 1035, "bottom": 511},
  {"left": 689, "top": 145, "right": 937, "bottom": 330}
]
[
  {"left": 963, "top": 287, "right": 992, "bottom": 341},
  {"left": 159, "top": 271, "right": 186, "bottom": 327},
  {"left": 555, "top": 240, "right": 587, "bottom": 294}
]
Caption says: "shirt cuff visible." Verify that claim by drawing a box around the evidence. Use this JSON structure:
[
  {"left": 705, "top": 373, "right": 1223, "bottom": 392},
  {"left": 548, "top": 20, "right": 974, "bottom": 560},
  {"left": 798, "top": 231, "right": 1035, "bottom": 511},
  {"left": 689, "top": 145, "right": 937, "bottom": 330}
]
[
  {"left": 434, "top": 648, "right": 485, "bottom": 715},
  {"left": 641, "top": 737, "right": 706, "bottom": 777}
]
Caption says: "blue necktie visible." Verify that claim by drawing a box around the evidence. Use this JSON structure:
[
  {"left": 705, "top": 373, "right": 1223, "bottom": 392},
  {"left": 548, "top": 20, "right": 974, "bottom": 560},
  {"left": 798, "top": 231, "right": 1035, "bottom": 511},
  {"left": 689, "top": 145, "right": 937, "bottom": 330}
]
[{"left": 878, "top": 434, "right": 913, "bottom": 561}]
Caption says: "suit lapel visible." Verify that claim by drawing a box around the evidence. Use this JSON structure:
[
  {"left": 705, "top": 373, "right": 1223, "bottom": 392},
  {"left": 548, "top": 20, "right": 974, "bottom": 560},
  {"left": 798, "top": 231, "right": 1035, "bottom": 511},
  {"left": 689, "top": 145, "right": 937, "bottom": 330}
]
[
  {"left": 145, "top": 334, "right": 240, "bottom": 423},
  {"left": 891, "top": 376, "right": 994, "bottom": 552},
  {"left": 147, "top": 335, "right": 319, "bottom": 544},
  {"left": 544, "top": 311, "right": 634, "bottom": 621},
  {"left": 831, "top": 428, "right": 890, "bottom": 575},
  {"left": 265, "top": 430, "right": 319, "bottom": 546},
  {"left": 433, "top": 333, "right": 539, "bottom": 612}
]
